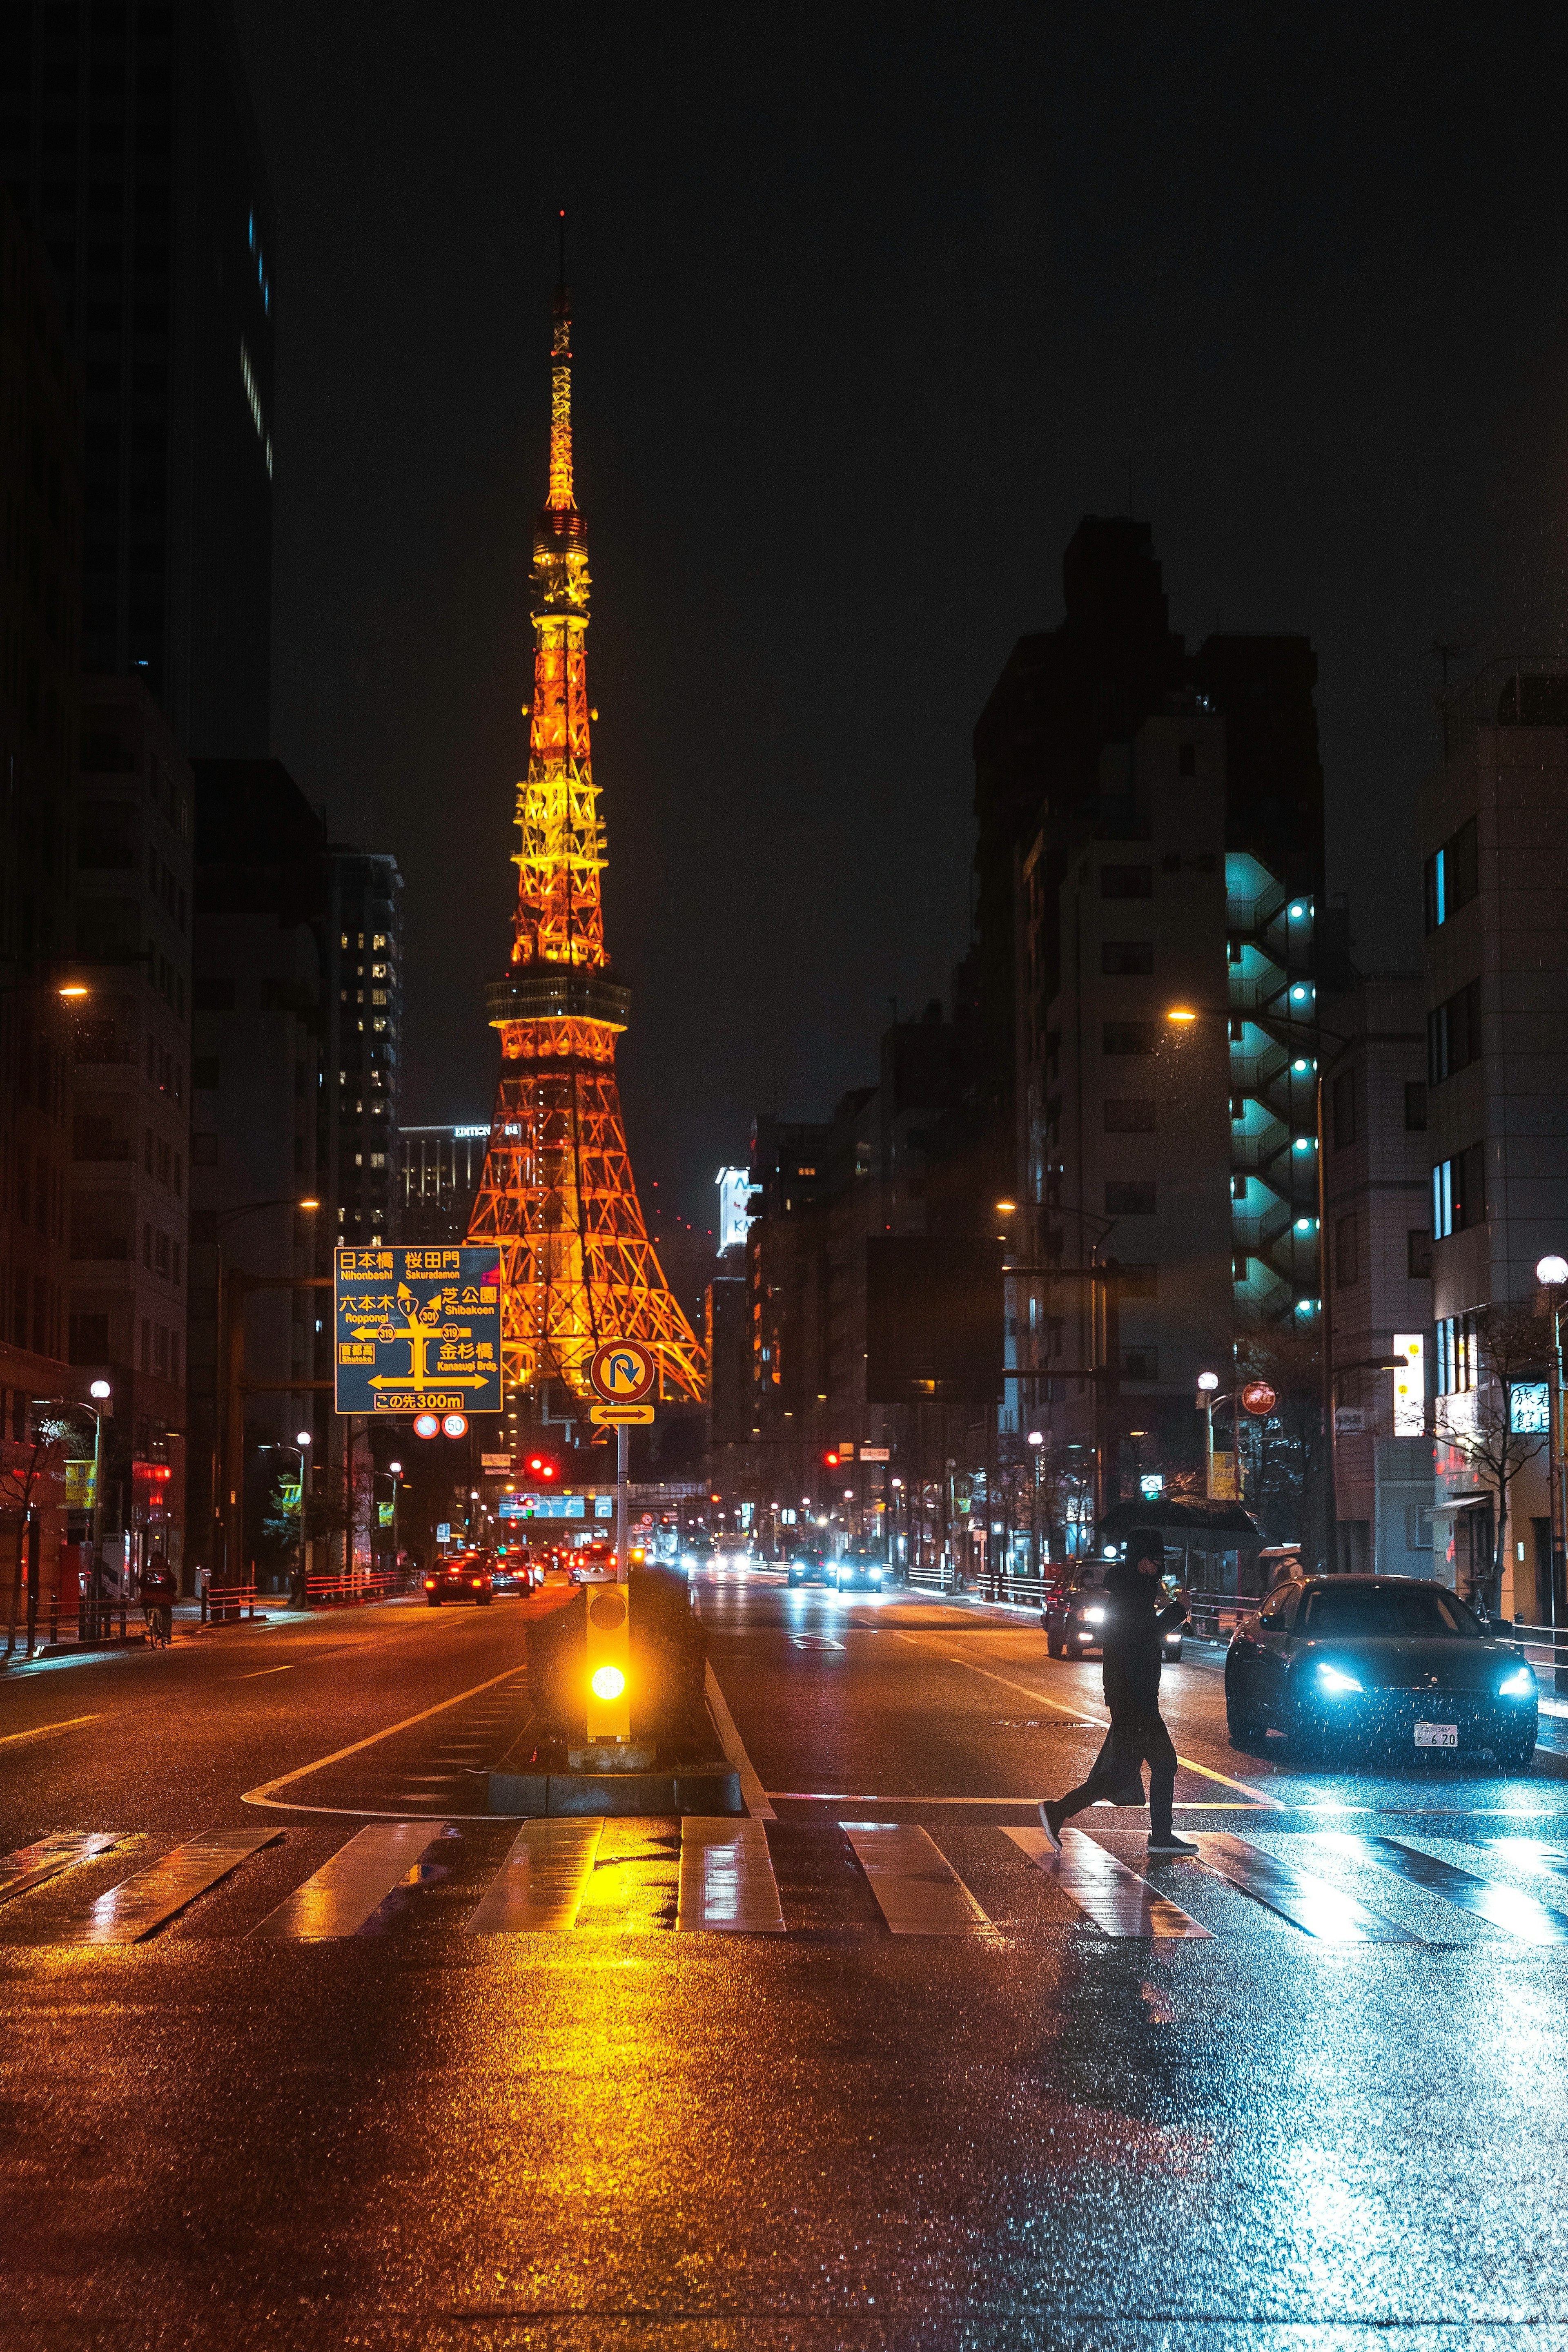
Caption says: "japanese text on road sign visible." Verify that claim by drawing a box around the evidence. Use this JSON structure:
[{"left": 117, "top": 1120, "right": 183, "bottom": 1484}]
[{"left": 334, "top": 1245, "right": 502, "bottom": 1416}]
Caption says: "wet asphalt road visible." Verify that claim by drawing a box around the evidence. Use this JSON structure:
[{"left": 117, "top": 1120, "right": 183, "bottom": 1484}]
[{"left": 4, "top": 1569, "right": 1568, "bottom": 2349}]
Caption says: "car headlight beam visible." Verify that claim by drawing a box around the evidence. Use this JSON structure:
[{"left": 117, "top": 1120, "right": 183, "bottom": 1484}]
[
  {"left": 1499, "top": 1665, "right": 1537, "bottom": 1699},
  {"left": 1083, "top": 1605, "right": 1106, "bottom": 1625},
  {"left": 1316, "top": 1662, "right": 1363, "bottom": 1695}
]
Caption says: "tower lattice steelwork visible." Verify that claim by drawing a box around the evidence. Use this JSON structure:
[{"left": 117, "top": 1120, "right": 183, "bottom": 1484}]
[{"left": 466, "top": 265, "right": 705, "bottom": 1407}]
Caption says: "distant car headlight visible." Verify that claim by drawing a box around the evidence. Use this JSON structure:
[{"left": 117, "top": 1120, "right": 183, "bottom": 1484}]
[
  {"left": 870, "top": 1567, "right": 884, "bottom": 1580},
  {"left": 1499, "top": 1665, "right": 1537, "bottom": 1699},
  {"left": 1316, "top": 1662, "right": 1363, "bottom": 1694},
  {"left": 1082, "top": 1605, "right": 1107, "bottom": 1625}
]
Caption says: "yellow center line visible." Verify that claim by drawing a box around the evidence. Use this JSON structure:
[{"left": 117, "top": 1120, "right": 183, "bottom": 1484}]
[
  {"left": 894, "top": 1633, "right": 1283, "bottom": 1809},
  {"left": 0, "top": 1712, "right": 100, "bottom": 1746},
  {"left": 239, "top": 1664, "right": 297, "bottom": 1679}
]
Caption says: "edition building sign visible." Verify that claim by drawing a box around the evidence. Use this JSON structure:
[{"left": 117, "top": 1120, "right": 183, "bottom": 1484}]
[{"left": 334, "top": 1245, "right": 503, "bottom": 1416}]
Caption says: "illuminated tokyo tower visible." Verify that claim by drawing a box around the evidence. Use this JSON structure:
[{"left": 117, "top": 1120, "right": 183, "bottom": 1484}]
[{"left": 466, "top": 244, "right": 706, "bottom": 1409}]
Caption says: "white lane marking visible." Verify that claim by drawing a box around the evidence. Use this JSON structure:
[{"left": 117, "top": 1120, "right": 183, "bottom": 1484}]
[
  {"left": 704, "top": 1661, "right": 775, "bottom": 1821},
  {"left": 1006, "top": 1826, "right": 1212, "bottom": 1939},
  {"left": 239, "top": 1665, "right": 298, "bottom": 1678},
  {"left": 766, "top": 1791, "right": 1263, "bottom": 1807},
  {"left": 240, "top": 1661, "right": 529, "bottom": 1813},
  {"left": 66, "top": 1828, "right": 282, "bottom": 1945},
  {"left": 911, "top": 1643, "right": 1283, "bottom": 1808},
  {"left": 677, "top": 1817, "right": 785, "bottom": 1934},
  {"left": 842, "top": 1821, "right": 994, "bottom": 1936},
  {"left": 0, "top": 1713, "right": 101, "bottom": 1746},
  {"left": 1192, "top": 1831, "right": 1412, "bottom": 1943},
  {"left": 0, "top": 1830, "right": 119, "bottom": 1904},
  {"left": 466, "top": 1818, "right": 604, "bottom": 1934},
  {"left": 249, "top": 1821, "right": 447, "bottom": 1940}
]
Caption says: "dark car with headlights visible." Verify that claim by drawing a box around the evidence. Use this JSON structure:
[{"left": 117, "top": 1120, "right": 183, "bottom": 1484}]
[
  {"left": 1225, "top": 1574, "right": 1537, "bottom": 1765},
  {"left": 424, "top": 1552, "right": 494, "bottom": 1607},
  {"left": 786, "top": 1544, "right": 831, "bottom": 1587},
  {"left": 831, "top": 1544, "right": 891, "bottom": 1592},
  {"left": 1043, "top": 1558, "right": 1185, "bottom": 1662}
]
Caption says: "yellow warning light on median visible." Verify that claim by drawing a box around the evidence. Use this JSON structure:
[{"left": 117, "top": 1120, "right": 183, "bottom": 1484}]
[{"left": 590, "top": 1665, "right": 626, "bottom": 1702}]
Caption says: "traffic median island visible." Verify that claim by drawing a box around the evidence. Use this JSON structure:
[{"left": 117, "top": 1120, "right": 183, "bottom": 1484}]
[{"left": 487, "top": 1565, "right": 742, "bottom": 1817}]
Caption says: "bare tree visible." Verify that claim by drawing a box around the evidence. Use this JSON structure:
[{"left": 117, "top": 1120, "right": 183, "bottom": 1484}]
[
  {"left": 1439, "top": 1302, "right": 1548, "bottom": 1616},
  {"left": 1236, "top": 1322, "right": 1327, "bottom": 1564},
  {"left": 0, "top": 1405, "right": 77, "bottom": 1657}
]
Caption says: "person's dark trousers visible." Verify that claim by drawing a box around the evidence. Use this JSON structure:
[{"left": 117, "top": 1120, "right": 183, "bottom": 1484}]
[{"left": 1054, "top": 1665, "right": 1178, "bottom": 1840}]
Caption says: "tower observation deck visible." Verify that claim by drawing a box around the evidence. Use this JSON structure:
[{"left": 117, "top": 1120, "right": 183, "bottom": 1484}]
[{"left": 465, "top": 259, "right": 706, "bottom": 1408}]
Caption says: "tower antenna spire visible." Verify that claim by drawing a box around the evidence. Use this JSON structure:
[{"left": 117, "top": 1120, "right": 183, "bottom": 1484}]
[{"left": 468, "top": 253, "right": 706, "bottom": 1413}]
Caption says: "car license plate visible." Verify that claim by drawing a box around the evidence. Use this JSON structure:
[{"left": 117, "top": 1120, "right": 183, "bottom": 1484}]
[{"left": 1414, "top": 1722, "right": 1458, "bottom": 1749}]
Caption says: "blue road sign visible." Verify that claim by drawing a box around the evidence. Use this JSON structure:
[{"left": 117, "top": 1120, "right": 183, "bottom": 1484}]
[{"left": 334, "top": 1245, "right": 502, "bottom": 1416}]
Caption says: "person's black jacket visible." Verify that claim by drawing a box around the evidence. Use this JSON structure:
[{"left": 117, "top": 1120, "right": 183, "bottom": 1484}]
[{"left": 1100, "top": 1557, "right": 1187, "bottom": 1699}]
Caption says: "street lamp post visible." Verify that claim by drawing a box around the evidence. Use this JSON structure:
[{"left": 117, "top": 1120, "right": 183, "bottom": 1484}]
[
  {"left": 388, "top": 1459, "right": 402, "bottom": 1579},
  {"left": 85, "top": 1379, "right": 111, "bottom": 1640},
  {"left": 1536, "top": 1256, "right": 1568, "bottom": 1645},
  {"left": 1027, "top": 1429, "right": 1044, "bottom": 1575},
  {"left": 1197, "top": 1371, "right": 1220, "bottom": 1496}
]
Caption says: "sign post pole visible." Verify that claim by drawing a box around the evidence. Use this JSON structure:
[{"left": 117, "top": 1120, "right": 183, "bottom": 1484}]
[{"left": 617, "top": 1420, "right": 629, "bottom": 1587}]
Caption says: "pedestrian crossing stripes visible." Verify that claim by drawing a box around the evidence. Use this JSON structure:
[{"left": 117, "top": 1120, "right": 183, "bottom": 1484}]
[
  {"left": 842, "top": 1821, "right": 994, "bottom": 1935},
  {"left": 10, "top": 1819, "right": 1568, "bottom": 1946},
  {"left": 250, "top": 1820, "right": 445, "bottom": 1942},
  {"left": 67, "top": 1828, "right": 282, "bottom": 1946},
  {"left": 1006, "top": 1825, "right": 1212, "bottom": 1939},
  {"left": 677, "top": 1816, "right": 785, "bottom": 1933},
  {"left": 465, "top": 1817, "right": 602, "bottom": 1934},
  {"left": 0, "top": 1829, "right": 119, "bottom": 1904}
]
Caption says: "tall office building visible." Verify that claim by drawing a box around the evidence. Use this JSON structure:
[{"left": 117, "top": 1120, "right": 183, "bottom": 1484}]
[
  {"left": 1000, "top": 519, "right": 1327, "bottom": 1523},
  {"left": 0, "top": 187, "right": 80, "bottom": 1614},
  {"left": 396, "top": 1123, "right": 488, "bottom": 1246},
  {"left": 187, "top": 758, "right": 325, "bottom": 1580},
  {"left": 68, "top": 676, "right": 192, "bottom": 1572},
  {"left": 322, "top": 852, "right": 403, "bottom": 1249},
  {"left": 0, "top": 0, "right": 273, "bottom": 754},
  {"left": 1420, "top": 662, "right": 1568, "bottom": 1619}
]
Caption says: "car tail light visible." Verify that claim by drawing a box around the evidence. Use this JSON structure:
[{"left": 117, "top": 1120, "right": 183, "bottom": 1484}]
[{"left": 471, "top": 1577, "right": 481, "bottom": 1588}]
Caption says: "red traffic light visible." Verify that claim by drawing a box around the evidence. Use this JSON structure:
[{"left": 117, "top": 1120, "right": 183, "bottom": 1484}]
[
  {"left": 526, "top": 1452, "right": 560, "bottom": 1482},
  {"left": 824, "top": 1451, "right": 839, "bottom": 1468}
]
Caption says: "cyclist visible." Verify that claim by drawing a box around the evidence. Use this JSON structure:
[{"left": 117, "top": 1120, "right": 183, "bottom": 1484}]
[{"left": 140, "top": 1549, "right": 176, "bottom": 1648}]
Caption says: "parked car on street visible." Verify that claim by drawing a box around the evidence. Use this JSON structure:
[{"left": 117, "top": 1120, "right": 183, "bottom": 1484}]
[
  {"left": 425, "top": 1552, "right": 494, "bottom": 1607},
  {"left": 1224, "top": 1574, "right": 1537, "bottom": 1765},
  {"left": 1042, "top": 1557, "right": 1185, "bottom": 1661}
]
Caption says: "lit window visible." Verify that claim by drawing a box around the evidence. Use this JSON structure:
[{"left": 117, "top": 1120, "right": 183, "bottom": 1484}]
[
  {"left": 340, "top": 932, "right": 349, "bottom": 948},
  {"left": 371, "top": 990, "right": 388, "bottom": 1007},
  {"left": 370, "top": 1153, "right": 386, "bottom": 1169},
  {"left": 372, "top": 934, "right": 388, "bottom": 949}
]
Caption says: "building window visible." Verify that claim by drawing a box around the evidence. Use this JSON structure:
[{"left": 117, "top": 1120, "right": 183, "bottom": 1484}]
[
  {"left": 1100, "top": 941, "right": 1154, "bottom": 976},
  {"left": 1428, "top": 977, "right": 1481, "bottom": 1085},
  {"left": 1100, "top": 865, "right": 1154, "bottom": 900},
  {"left": 1423, "top": 815, "right": 1479, "bottom": 932},
  {"left": 1334, "top": 1215, "right": 1359, "bottom": 1289},
  {"left": 1103, "top": 1099, "right": 1156, "bottom": 1133},
  {"left": 1332, "top": 1069, "right": 1356, "bottom": 1150},
  {"left": 1102, "top": 1021, "right": 1160, "bottom": 1055},
  {"left": 1434, "top": 1310, "right": 1480, "bottom": 1396},
  {"left": 1432, "top": 1143, "right": 1486, "bottom": 1239},
  {"left": 1121, "top": 1346, "right": 1160, "bottom": 1378},
  {"left": 1405, "top": 1081, "right": 1428, "bottom": 1132},
  {"left": 1408, "top": 1228, "right": 1432, "bottom": 1278},
  {"left": 1105, "top": 1181, "right": 1156, "bottom": 1215}
]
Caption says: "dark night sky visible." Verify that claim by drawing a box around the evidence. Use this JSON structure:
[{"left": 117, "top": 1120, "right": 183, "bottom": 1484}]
[{"left": 234, "top": 1, "right": 1568, "bottom": 1247}]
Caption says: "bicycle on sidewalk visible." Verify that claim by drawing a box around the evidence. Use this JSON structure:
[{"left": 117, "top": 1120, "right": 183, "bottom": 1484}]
[{"left": 138, "top": 1551, "right": 177, "bottom": 1652}]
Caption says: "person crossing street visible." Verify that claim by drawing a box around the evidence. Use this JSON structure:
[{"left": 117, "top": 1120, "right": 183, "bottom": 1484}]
[{"left": 1038, "top": 1527, "right": 1195, "bottom": 1858}]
